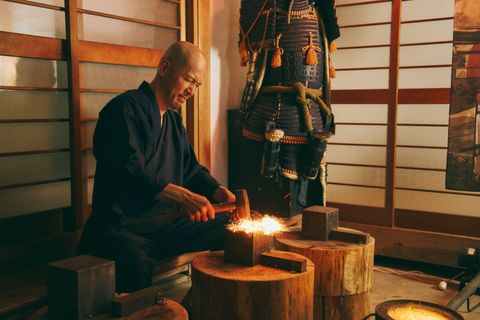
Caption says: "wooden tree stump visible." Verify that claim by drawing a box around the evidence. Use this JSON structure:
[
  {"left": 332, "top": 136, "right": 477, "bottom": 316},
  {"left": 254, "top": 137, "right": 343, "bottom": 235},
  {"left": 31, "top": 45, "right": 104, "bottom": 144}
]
[
  {"left": 275, "top": 227, "right": 375, "bottom": 320},
  {"left": 191, "top": 250, "right": 314, "bottom": 320},
  {"left": 27, "top": 298, "right": 187, "bottom": 320}
]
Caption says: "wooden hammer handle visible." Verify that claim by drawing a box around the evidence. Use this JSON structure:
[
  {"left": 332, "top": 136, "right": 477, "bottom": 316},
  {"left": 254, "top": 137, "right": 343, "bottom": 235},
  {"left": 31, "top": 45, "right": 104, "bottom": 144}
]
[{"left": 165, "top": 202, "right": 237, "bottom": 222}]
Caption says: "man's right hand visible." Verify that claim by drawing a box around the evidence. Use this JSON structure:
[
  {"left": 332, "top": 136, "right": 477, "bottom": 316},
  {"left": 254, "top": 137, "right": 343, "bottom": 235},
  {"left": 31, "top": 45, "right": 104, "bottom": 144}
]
[{"left": 154, "top": 184, "right": 215, "bottom": 222}]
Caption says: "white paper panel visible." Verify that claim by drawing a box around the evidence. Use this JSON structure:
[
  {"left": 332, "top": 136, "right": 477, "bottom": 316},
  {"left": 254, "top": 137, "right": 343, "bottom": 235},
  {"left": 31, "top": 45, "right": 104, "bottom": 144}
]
[
  {"left": 326, "top": 145, "right": 386, "bottom": 166},
  {"left": 0, "top": 1, "right": 65, "bottom": 38},
  {"left": 81, "top": 92, "right": 119, "bottom": 118},
  {"left": 401, "top": 0, "right": 455, "bottom": 22},
  {"left": 337, "top": 2, "right": 391, "bottom": 26},
  {"left": 400, "top": 20, "right": 453, "bottom": 44},
  {"left": 395, "top": 168, "right": 447, "bottom": 191},
  {"left": 334, "top": 25, "right": 391, "bottom": 48},
  {"left": 79, "top": 63, "right": 156, "bottom": 90},
  {"left": 0, "top": 152, "right": 70, "bottom": 186},
  {"left": 398, "top": 67, "right": 452, "bottom": 89},
  {"left": 0, "top": 181, "right": 71, "bottom": 219},
  {"left": 0, "top": 56, "right": 68, "bottom": 88},
  {"left": 83, "top": 122, "right": 96, "bottom": 149},
  {"left": 78, "top": 13, "right": 179, "bottom": 50},
  {"left": 399, "top": 44, "right": 453, "bottom": 67},
  {"left": 331, "top": 69, "right": 390, "bottom": 89},
  {"left": 78, "top": 0, "right": 179, "bottom": 26},
  {"left": 0, "top": 122, "right": 69, "bottom": 153},
  {"left": 395, "top": 189, "right": 480, "bottom": 217},
  {"left": 0, "top": 90, "right": 68, "bottom": 120},
  {"left": 332, "top": 104, "right": 388, "bottom": 124},
  {"left": 329, "top": 125, "right": 387, "bottom": 145},
  {"left": 335, "top": 47, "right": 390, "bottom": 68},
  {"left": 83, "top": 150, "right": 96, "bottom": 176},
  {"left": 328, "top": 164, "right": 386, "bottom": 187},
  {"left": 327, "top": 184, "right": 385, "bottom": 207},
  {"left": 396, "top": 147, "right": 447, "bottom": 169},
  {"left": 397, "top": 126, "right": 448, "bottom": 147},
  {"left": 397, "top": 104, "right": 450, "bottom": 125}
]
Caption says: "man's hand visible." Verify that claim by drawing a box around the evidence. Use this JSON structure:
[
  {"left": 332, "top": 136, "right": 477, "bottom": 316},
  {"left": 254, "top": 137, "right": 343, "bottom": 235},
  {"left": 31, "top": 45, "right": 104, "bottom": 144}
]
[
  {"left": 212, "top": 186, "right": 236, "bottom": 204},
  {"left": 181, "top": 192, "right": 215, "bottom": 222},
  {"left": 155, "top": 184, "right": 215, "bottom": 222}
]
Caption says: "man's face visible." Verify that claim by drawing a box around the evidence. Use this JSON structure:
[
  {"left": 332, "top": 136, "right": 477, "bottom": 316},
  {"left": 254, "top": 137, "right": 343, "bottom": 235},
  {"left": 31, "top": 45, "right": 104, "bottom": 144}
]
[{"left": 163, "top": 57, "right": 206, "bottom": 110}]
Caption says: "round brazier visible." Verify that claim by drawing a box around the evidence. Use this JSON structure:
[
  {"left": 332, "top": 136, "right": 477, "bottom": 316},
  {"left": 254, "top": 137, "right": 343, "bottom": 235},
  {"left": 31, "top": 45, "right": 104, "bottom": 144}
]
[{"left": 375, "top": 300, "right": 464, "bottom": 320}]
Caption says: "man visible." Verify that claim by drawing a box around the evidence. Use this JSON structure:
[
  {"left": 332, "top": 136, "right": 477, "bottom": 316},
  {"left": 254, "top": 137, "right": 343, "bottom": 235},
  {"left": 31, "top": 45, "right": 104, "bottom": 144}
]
[{"left": 77, "top": 41, "right": 235, "bottom": 293}]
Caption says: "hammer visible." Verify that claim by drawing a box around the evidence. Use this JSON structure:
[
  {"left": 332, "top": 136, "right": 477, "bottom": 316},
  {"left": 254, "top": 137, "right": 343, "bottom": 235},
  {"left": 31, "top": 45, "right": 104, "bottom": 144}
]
[{"left": 165, "top": 189, "right": 251, "bottom": 222}]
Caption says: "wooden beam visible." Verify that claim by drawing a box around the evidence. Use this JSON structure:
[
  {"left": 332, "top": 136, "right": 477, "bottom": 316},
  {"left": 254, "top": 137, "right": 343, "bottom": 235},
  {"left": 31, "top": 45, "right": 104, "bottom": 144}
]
[
  {"left": 185, "top": 0, "right": 211, "bottom": 169},
  {"left": 398, "top": 88, "right": 451, "bottom": 104},
  {"left": 327, "top": 202, "right": 390, "bottom": 227},
  {"left": 64, "top": 0, "right": 82, "bottom": 232},
  {"left": 385, "top": 0, "right": 402, "bottom": 227},
  {"left": 395, "top": 209, "right": 480, "bottom": 238},
  {"left": 0, "top": 31, "right": 64, "bottom": 60},
  {"left": 340, "top": 221, "right": 480, "bottom": 268},
  {"left": 78, "top": 41, "right": 164, "bottom": 67},
  {"left": 331, "top": 89, "right": 390, "bottom": 104}
]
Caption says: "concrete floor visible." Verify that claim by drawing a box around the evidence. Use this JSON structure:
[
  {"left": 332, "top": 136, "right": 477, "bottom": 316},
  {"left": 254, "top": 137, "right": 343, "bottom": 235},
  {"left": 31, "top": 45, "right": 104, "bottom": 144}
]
[{"left": 162, "top": 256, "right": 480, "bottom": 320}]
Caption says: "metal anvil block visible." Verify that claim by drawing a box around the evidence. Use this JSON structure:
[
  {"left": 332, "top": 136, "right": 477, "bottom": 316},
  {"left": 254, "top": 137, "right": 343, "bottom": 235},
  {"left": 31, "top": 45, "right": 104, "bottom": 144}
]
[
  {"left": 47, "top": 255, "right": 115, "bottom": 319},
  {"left": 224, "top": 228, "right": 271, "bottom": 266},
  {"left": 302, "top": 206, "right": 339, "bottom": 241}
]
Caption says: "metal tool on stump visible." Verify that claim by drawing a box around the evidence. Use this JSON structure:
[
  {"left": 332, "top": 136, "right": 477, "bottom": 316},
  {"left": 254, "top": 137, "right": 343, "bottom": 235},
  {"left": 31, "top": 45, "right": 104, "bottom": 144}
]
[{"left": 302, "top": 206, "right": 370, "bottom": 244}]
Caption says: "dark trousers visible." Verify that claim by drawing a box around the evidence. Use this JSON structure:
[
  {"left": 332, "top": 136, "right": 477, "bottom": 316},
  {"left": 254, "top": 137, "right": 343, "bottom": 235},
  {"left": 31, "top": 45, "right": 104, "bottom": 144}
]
[{"left": 78, "top": 212, "right": 230, "bottom": 293}]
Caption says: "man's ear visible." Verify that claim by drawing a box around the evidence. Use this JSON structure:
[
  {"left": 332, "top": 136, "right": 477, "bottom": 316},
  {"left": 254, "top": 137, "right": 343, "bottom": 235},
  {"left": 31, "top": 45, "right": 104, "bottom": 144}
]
[{"left": 158, "top": 60, "right": 169, "bottom": 77}]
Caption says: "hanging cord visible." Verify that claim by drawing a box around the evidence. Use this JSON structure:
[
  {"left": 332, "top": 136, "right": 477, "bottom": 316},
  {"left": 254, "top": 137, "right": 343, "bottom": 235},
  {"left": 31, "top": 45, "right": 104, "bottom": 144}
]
[
  {"left": 271, "top": 33, "right": 284, "bottom": 68},
  {"left": 239, "top": 0, "right": 270, "bottom": 66},
  {"left": 247, "top": 9, "right": 271, "bottom": 54},
  {"left": 373, "top": 266, "right": 465, "bottom": 285},
  {"left": 302, "top": 32, "right": 322, "bottom": 65},
  {"left": 287, "top": 0, "right": 295, "bottom": 24}
]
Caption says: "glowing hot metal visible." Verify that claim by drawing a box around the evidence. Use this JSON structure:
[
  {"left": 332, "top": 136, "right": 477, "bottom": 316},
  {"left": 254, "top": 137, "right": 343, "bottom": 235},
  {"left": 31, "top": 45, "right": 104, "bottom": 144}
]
[{"left": 224, "top": 215, "right": 287, "bottom": 267}]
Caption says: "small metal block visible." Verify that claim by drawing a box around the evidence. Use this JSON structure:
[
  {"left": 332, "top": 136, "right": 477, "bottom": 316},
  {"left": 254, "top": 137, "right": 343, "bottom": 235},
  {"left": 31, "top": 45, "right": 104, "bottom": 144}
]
[
  {"left": 111, "top": 285, "right": 162, "bottom": 317},
  {"left": 302, "top": 206, "right": 339, "bottom": 241},
  {"left": 47, "top": 255, "right": 115, "bottom": 319},
  {"left": 224, "top": 228, "right": 271, "bottom": 266},
  {"left": 261, "top": 251, "right": 307, "bottom": 273}
]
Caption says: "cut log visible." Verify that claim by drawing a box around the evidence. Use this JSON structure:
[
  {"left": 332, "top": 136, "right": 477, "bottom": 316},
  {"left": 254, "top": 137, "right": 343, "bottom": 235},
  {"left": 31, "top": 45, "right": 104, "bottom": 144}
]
[
  {"left": 191, "top": 251, "right": 314, "bottom": 320},
  {"left": 275, "top": 227, "right": 375, "bottom": 320}
]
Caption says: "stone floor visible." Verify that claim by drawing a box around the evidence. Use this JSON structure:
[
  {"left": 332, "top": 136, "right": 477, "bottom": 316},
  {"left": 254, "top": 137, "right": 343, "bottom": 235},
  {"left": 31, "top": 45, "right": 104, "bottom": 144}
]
[{"left": 161, "top": 255, "right": 480, "bottom": 320}]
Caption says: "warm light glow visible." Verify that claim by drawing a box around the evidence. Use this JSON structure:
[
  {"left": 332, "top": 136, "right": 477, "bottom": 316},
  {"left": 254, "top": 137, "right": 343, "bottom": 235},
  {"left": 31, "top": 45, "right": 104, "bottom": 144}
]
[
  {"left": 387, "top": 304, "right": 449, "bottom": 320},
  {"left": 227, "top": 215, "right": 288, "bottom": 235}
]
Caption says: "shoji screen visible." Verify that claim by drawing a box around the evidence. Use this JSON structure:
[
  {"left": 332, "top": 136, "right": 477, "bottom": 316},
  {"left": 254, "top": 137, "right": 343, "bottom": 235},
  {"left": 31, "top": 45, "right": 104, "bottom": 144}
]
[
  {"left": 0, "top": 0, "right": 183, "bottom": 246},
  {"left": 0, "top": 0, "right": 69, "bottom": 244},
  {"left": 327, "top": 0, "right": 480, "bottom": 240}
]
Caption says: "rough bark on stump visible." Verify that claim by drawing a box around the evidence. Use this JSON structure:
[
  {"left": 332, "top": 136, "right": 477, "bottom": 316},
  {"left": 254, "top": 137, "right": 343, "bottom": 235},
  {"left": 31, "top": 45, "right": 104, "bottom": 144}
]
[
  {"left": 275, "top": 227, "right": 375, "bottom": 320},
  {"left": 191, "top": 251, "right": 314, "bottom": 320}
]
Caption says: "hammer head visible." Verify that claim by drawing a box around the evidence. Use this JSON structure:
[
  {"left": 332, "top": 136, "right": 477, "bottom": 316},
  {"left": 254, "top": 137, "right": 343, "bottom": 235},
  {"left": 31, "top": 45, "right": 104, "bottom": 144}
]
[{"left": 235, "top": 189, "right": 251, "bottom": 220}]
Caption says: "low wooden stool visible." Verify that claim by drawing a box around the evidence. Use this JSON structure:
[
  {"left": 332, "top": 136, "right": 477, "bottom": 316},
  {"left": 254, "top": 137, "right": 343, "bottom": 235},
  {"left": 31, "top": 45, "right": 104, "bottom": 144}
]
[
  {"left": 191, "top": 250, "right": 314, "bottom": 320},
  {"left": 275, "top": 226, "right": 375, "bottom": 320},
  {"left": 27, "top": 298, "right": 187, "bottom": 320}
]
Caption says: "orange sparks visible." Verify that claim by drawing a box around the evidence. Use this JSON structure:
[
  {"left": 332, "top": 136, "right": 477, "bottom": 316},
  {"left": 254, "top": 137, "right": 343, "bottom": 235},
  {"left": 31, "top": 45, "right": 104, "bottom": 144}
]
[{"left": 227, "top": 215, "right": 288, "bottom": 235}]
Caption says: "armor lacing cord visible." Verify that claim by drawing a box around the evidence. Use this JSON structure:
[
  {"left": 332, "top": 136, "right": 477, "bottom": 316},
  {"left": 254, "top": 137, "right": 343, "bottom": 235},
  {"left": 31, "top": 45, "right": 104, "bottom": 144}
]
[
  {"left": 287, "top": 0, "right": 295, "bottom": 24},
  {"left": 259, "top": 83, "right": 332, "bottom": 132},
  {"left": 239, "top": 0, "right": 270, "bottom": 66}
]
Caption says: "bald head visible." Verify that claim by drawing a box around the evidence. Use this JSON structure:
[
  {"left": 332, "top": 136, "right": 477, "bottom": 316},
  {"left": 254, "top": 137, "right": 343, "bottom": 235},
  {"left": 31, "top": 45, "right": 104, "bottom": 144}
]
[{"left": 159, "top": 41, "right": 206, "bottom": 73}]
